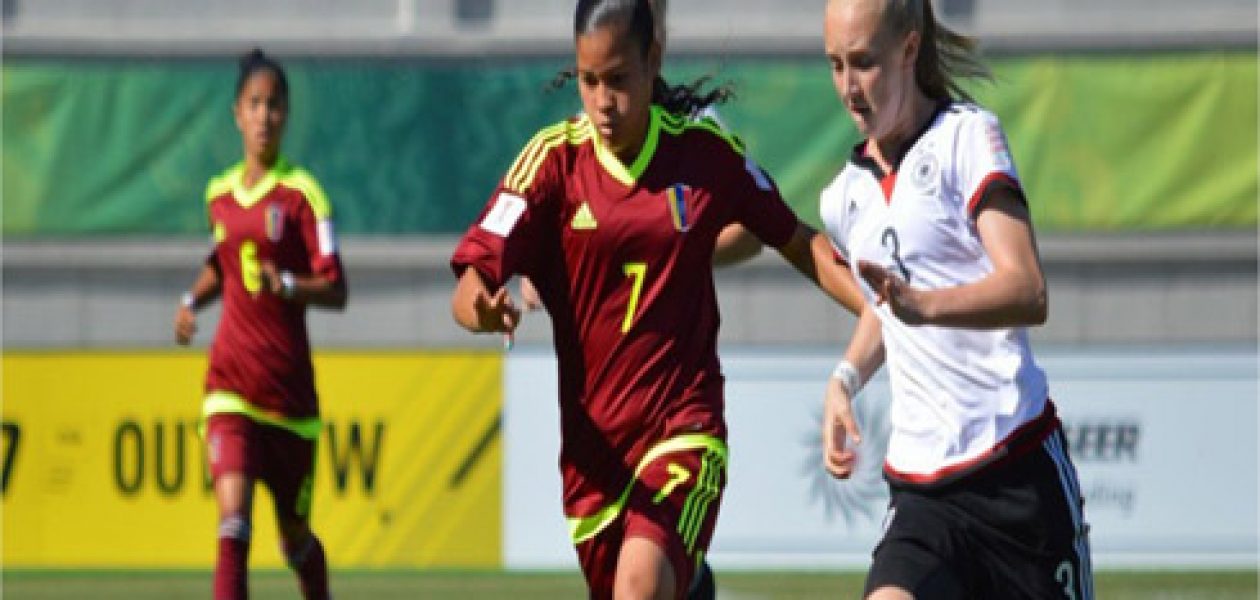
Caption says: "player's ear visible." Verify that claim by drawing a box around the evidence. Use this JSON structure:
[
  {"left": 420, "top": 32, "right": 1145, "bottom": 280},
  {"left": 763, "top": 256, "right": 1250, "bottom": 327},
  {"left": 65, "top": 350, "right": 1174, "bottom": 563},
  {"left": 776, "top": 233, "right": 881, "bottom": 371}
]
[
  {"left": 901, "top": 30, "right": 921, "bottom": 70},
  {"left": 646, "top": 40, "right": 663, "bottom": 78},
  {"left": 231, "top": 98, "right": 245, "bottom": 132}
]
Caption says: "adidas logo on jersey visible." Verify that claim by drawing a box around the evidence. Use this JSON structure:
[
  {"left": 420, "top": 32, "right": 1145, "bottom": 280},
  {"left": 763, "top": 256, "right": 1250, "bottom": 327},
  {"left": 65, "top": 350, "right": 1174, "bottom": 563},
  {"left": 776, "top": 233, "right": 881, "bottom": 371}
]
[{"left": 571, "top": 201, "right": 598, "bottom": 230}]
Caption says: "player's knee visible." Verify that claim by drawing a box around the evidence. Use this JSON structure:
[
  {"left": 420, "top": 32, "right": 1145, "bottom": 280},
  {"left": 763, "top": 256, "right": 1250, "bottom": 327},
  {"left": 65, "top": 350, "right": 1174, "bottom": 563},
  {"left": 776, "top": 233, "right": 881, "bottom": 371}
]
[
  {"left": 218, "top": 514, "right": 252, "bottom": 542},
  {"left": 613, "top": 563, "right": 674, "bottom": 600},
  {"left": 613, "top": 572, "right": 669, "bottom": 600}
]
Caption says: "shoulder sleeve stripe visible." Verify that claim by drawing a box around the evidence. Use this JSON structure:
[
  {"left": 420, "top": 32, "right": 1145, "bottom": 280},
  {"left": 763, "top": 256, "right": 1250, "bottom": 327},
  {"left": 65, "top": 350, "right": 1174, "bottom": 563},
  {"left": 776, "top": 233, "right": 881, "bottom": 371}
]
[
  {"left": 204, "top": 163, "right": 241, "bottom": 203},
  {"left": 205, "top": 177, "right": 231, "bottom": 203},
  {"left": 280, "top": 168, "right": 333, "bottom": 219},
  {"left": 966, "top": 172, "right": 1023, "bottom": 217},
  {"left": 504, "top": 121, "right": 569, "bottom": 192},
  {"left": 508, "top": 130, "right": 565, "bottom": 192},
  {"left": 658, "top": 115, "right": 746, "bottom": 155},
  {"left": 506, "top": 118, "right": 594, "bottom": 193}
]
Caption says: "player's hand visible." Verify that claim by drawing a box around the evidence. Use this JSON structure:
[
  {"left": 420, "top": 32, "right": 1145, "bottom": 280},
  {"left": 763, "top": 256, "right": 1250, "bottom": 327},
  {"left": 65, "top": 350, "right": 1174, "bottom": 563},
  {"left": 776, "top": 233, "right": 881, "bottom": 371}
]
[
  {"left": 473, "top": 286, "right": 521, "bottom": 334},
  {"left": 174, "top": 305, "right": 197, "bottom": 345},
  {"left": 823, "top": 376, "right": 861, "bottom": 479},
  {"left": 519, "top": 276, "right": 544, "bottom": 312},
  {"left": 858, "top": 260, "right": 926, "bottom": 325},
  {"left": 259, "top": 261, "right": 284, "bottom": 296}
]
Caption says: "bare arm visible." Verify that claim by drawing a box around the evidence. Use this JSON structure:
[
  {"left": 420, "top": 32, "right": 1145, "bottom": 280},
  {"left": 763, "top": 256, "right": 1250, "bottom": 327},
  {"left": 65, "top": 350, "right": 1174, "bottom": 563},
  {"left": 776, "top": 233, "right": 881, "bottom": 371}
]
[
  {"left": 774, "top": 223, "right": 866, "bottom": 316},
  {"left": 260, "top": 262, "right": 348, "bottom": 310},
  {"left": 451, "top": 267, "right": 521, "bottom": 334},
  {"left": 712, "top": 223, "right": 763, "bottom": 267},
  {"left": 809, "top": 232, "right": 865, "bottom": 316},
  {"left": 860, "top": 186, "right": 1047, "bottom": 328},
  {"left": 174, "top": 262, "right": 222, "bottom": 345},
  {"left": 518, "top": 276, "right": 544, "bottom": 312},
  {"left": 823, "top": 305, "right": 885, "bottom": 478}
]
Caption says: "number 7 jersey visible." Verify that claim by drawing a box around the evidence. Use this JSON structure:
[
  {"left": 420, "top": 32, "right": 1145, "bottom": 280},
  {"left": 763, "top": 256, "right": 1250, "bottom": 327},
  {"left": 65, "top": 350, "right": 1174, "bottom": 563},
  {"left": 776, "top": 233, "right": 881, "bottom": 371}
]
[
  {"left": 451, "top": 107, "right": 797, "bottom": 505},
  {"left": 203, "top": 158, "right": 345, "bottom": 419}
]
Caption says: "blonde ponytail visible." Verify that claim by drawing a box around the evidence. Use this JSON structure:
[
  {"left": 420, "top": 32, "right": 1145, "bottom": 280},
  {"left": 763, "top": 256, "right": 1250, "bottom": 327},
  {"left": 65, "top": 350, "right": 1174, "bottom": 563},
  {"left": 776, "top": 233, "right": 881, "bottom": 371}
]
[{"left": 883, "top": 0, "right": 991, "bottom": 101}]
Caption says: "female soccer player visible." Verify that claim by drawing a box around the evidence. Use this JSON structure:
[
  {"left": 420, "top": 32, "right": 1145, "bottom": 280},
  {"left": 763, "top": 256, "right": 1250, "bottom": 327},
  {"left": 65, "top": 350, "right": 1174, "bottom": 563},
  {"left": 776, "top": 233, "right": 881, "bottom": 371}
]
[
  {"left": 817, "top": 1, "right": 1092, "bottom": 598},
  {"left": 517, "top": 0, "right": 755, "bottom": 312},
  {"left": 174, "top": 49, "right": 346, "bottom": 600},
  {"left": 451, "top": 1, "right": 859, "bottom": 598}
]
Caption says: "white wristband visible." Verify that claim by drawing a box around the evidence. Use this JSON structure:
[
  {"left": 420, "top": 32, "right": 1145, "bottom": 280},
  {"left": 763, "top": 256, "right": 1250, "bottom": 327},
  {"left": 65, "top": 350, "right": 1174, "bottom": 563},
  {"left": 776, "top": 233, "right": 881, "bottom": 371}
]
[
  {"left": 181, "top": 291, "right": 197, "bottom": 311},
  {"left": 831, "top": 359, "right": 862, "bottom": 396},
  {"left": 280, "top": 271, "right": 297, "bottom": 299}
]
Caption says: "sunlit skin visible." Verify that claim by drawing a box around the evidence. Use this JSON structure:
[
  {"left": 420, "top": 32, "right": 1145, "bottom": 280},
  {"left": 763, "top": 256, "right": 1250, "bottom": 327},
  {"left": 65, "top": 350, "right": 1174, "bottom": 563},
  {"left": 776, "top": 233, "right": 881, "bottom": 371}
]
[
  {"left": 824, "top": 0, "right": 937, "bottom": 174},
  {"left": 576, "top": 21, "right": 662, "bottom": 165},
  {"left": 233, "top": 70, "right": 288, "bottom": 188}
]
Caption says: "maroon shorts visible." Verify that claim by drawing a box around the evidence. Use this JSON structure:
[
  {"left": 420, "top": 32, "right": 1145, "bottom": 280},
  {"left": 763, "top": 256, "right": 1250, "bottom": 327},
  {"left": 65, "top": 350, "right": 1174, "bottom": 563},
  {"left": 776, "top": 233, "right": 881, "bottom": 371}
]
[
  {"left": 575, "top": 442, "right": 726, "bottom": 599},
  {"left": 206, "top": 413, "right": 317, "bottom": 521}
]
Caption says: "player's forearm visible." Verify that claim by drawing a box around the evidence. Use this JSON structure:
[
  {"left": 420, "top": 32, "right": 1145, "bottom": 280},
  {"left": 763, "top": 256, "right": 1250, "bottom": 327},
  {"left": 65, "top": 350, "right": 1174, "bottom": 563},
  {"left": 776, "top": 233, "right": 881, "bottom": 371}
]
[
  {"left": 292, "top": 276, "right": 348, "bottom": 310},
  {"left": 844, "top": 307, "right": 885, "bottom": 384},
  {"left": 451, "top": 268, "right": 490, "bottom": 333},
  {"left": 811, "top": 233, "right": 864, "bottom": 316},
  {"left": 778, "top": 227, "right": 865, "bottom": 316},
  {"left": 915, "top": 269, "right": 1046, "bottom": 328},
  {"left": 185, "top": 264, "right": 222, "bottom": 309},
  {"left": 775, "top": 223, "right": 821, "bottom": 284},
  {"left": 712, "top": 224, "right": 762, "bottom": 267}
]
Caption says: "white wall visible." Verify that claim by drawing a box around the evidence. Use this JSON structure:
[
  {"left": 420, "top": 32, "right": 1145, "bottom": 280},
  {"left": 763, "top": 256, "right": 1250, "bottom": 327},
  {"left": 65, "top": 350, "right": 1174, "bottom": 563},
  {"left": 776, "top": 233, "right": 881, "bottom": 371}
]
[
  {"left": 5, "top": 0, "right": 1254, "bottom": 54},
  {"left": 504, "top": 346, "right": 1258, "bottom": 570}
]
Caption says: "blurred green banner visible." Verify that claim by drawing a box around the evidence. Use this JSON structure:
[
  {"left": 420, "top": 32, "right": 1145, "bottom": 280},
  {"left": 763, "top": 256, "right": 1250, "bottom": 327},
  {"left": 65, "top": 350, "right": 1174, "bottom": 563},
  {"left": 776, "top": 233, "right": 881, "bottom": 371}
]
[{"left": 3, "top": 53, "right": 1255, "bottom": 235}]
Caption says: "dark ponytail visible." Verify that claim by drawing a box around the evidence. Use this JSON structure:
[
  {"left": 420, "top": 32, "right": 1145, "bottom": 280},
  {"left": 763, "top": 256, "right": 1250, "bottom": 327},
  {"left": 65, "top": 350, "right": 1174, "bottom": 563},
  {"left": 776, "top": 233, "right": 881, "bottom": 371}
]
[
  {"left": 566, "top": 0, "right": 731, "bottom": 117},
  {"left": 235, "top": 48, "right": 289, "bottom": 100},
  {"left": 652, "top": 76, "right": 733, "bottom": 118}
]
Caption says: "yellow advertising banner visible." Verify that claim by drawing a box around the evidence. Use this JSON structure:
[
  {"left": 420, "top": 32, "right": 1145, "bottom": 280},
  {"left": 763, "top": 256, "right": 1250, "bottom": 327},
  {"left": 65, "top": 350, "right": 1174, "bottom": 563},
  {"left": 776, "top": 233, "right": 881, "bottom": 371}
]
[{"left": 1, "top": 351, "right": 502, "bottom": 568}]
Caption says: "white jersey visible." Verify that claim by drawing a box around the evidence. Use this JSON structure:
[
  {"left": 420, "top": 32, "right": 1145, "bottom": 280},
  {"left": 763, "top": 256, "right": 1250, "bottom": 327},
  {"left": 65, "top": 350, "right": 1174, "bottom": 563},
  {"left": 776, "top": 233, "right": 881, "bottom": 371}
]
[{"left": 821, "top": 102, "right": 1050, "bottom": 485}]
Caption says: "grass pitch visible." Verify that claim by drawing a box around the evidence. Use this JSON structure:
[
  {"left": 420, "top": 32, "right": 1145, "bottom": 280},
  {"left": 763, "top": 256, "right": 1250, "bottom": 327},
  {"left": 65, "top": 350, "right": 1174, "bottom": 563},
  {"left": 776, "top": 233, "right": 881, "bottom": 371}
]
[{"left": 3, "top": 569, "right": 1256, "bottom": 599}]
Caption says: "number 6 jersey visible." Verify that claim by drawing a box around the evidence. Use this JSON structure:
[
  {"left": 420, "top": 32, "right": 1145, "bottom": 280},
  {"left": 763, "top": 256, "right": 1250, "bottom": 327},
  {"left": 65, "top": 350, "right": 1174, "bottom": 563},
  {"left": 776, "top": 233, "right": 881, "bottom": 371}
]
[
  {"left": 203, "top": 158, "right": 345, "bottom": 419},
  {"left": 820, "top": 102, "right": 1051, "bottom": 487}
]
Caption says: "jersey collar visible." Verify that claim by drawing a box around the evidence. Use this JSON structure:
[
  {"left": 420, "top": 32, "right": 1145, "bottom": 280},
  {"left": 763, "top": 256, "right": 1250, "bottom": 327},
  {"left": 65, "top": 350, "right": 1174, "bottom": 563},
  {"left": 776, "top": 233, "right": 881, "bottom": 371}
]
[
  {"left": 850, "top": 100, "right": 950, "bottom": 180},
  {"left": 593, "top": 105, "right": 663, "bottom": 188},
  {"left": 230, "top": 156, "right": 290, "bottom": 209}
]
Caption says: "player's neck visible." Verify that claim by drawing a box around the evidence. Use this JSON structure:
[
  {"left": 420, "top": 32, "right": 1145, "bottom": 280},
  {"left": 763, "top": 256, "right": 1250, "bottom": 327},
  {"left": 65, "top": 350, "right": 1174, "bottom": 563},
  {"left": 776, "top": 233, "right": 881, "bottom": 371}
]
[
  {"left": 868, "top": 91, "right": 937, "bottom": 174},
  {"left": 242, "top": 153, "right": 279, "bottom": 188}
]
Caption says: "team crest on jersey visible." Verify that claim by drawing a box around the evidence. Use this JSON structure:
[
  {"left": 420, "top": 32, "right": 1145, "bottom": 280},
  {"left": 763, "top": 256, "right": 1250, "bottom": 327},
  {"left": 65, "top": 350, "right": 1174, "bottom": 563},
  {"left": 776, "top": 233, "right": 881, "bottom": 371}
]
[
  {"left": 570, "top": 201, "right": 598, "bottom": 230},
  {"left": 985, "top": 119, "right": 1014, "bottom": 171},
  {"left": 908, "top": 150, "right": 940, "bottom": 193},
  {"left": 665, "top": 184, "right": 691, "bottom": 232},
  {"left": 265, "top": 203, "right": 284, "bottom": 242}
]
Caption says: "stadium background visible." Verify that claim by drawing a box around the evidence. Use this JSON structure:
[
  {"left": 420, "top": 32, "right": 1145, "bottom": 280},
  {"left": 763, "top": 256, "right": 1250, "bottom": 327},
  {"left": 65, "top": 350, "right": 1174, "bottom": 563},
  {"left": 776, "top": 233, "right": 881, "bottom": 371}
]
[{"left": 3, "top": 0, "right": 1257, "bottom": 597}]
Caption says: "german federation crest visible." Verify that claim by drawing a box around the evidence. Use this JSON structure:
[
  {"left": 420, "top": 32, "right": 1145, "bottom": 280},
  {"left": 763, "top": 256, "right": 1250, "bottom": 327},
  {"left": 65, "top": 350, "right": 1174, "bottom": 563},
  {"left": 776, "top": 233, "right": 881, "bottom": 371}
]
[{"left": 909, "top": 150, "right": 940, "bottom": 194}]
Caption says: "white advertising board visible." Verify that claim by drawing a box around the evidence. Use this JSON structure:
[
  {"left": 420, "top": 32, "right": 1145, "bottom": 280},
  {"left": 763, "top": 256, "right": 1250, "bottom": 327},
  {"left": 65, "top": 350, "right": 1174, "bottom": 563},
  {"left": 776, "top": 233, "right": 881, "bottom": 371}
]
[{"left": 504, "top": 346, "right": 1257, "bottom": 570}]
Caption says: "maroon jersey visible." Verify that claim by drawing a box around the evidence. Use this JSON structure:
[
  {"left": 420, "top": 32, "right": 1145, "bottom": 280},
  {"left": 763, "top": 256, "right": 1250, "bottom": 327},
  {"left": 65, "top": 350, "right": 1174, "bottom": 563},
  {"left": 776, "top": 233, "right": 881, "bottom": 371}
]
[
  {"left": 452, "top": 107, "right": 797, "bottom": 516},
  {"left": 203, "top": 158, "right": 344, "bottom": 418}
]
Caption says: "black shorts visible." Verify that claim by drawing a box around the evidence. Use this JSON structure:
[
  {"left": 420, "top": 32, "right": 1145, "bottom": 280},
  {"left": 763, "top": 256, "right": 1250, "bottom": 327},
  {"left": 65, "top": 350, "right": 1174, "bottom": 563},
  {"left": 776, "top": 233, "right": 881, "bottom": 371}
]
[{"left": 864, "top": 427, "right": 1093, "bottom": 600}]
